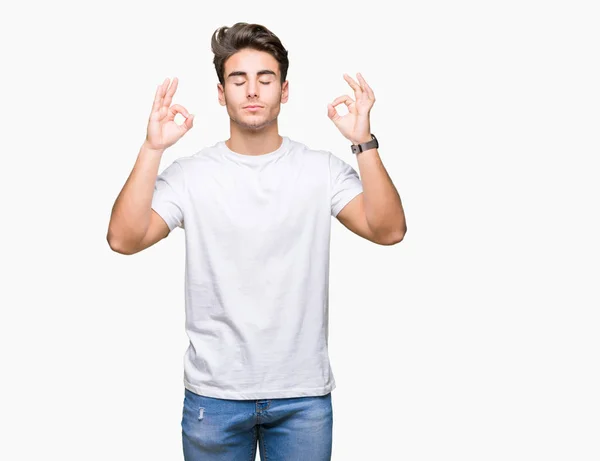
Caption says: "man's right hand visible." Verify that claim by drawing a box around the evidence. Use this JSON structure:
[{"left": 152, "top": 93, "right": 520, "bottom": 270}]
[{"left": 145, "top": 77, "right": 194, "bottom": 152}]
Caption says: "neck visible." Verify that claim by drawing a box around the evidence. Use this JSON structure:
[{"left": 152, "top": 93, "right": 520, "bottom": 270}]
[{"left": 225, "top": 120, "right": 283, "bottom": 156}]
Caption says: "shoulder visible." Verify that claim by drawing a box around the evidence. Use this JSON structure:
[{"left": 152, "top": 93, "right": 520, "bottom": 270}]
[
  {"left": 286, "top": 136, "right": 332, "bottom": 162},
  {"left": 171, "top": 142, "right": 224, "bottom": 170}
]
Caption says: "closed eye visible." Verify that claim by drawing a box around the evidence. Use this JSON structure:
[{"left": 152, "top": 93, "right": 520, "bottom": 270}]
[{"left": 234, "top": 82, "right": 271, "bottom": 86}]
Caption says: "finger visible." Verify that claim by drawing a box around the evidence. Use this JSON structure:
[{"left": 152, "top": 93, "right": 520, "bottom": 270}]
[
  {"left": 162, "top": 77, "right": 179, "bottom": 109},
  {"left": 357, "top": 73, "right": 375, "bottom": 100},
  {"left": 343, "top": 73, "right": 363, "bottom": 99},
  {"left": 327, "top": 104, "right": 340, "bottom": 121},
  {"left": 152, "top": 78, "right": 169, "bottom": 113},
  {"left": 166, "top": 104, "right": 191, "bottom": 121},
  {"left": 180, "top": 113, "right": 194, "bottom": 132},
  {"left": 331, "top": 95, "right": 354, "bottom": 108}
]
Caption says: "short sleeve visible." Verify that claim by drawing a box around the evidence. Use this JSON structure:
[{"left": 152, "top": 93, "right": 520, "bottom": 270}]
[
  {"left": 151, "top": 160, "right": 185, "bottom": 231},
  {"left": 329, "top": 152, "right": 363, "bottom": 217}
]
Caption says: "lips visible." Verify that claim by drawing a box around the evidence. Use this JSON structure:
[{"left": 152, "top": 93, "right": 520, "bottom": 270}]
[{"left": 243, "top": 105, "right": 263, "bottom": 109}]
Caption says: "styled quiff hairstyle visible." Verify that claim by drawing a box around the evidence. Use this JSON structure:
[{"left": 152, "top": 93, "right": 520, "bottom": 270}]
[{"left": 211, "top": 22, "right": 289, "bottom": 86}]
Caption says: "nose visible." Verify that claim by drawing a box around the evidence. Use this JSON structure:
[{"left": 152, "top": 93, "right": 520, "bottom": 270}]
[{"left": 247, "top": 79, "right": 259, "bottom": 98}]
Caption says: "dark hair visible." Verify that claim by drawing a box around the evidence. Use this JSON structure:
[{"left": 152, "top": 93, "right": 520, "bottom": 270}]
[{"left": 211, "top": 22, "right": 289, "bottom": 86}]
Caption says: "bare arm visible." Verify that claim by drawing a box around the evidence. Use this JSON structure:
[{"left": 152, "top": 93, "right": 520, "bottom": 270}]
[
  {"left": 327, "top": 73, "right": 406, "bottom": 242},
  {"left": 106, "top": 77, "right": 194, "bottom": 254},
  {"left": 107, "top": 143, "right": 167, "bottom": 254},
  {"left": 352, "top": 146, "right": 406, "bottom": 242}
]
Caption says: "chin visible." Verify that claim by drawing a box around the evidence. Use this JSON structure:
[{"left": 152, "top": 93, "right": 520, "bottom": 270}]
[{"left": 233, "top": 114, "right": 276, "bottom": 130}]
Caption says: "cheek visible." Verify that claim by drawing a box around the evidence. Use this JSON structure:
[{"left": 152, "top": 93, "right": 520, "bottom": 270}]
[
  {"left": 224, "top": 86, "right": 243, "bottom": 98},
  {"left": 265, "top": 87, "right": 282, "bottom": 103}
]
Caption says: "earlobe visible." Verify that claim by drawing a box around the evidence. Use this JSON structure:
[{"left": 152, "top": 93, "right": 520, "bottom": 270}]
[
  {"left": 281, "top": 81, "right": 289, "bottom": 103},
  {"left": 282, "top": 88, "right": 289, "bottom": 104},
  {"left": 217, "top": 83, "right": 226, "bottom": 106}
]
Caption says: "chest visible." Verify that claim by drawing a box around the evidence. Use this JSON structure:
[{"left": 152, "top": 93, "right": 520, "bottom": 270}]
[{"left": 186, "top": 161, "right": 328, "bottom": 234}]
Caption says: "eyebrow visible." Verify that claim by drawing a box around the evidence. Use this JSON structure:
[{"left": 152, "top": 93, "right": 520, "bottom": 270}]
[{"left": 226, "top": 70, "right": 277, "bottom": 79}]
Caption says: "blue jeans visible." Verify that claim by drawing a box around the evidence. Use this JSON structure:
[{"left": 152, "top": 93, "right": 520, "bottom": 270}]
[{"left": 181, "top": 387, "right": 333, "bottom": 460}]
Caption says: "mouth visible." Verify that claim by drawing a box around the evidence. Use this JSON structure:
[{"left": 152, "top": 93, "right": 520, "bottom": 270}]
[{"left": 243, "top": 105, "right": 263, "bottom": 110}]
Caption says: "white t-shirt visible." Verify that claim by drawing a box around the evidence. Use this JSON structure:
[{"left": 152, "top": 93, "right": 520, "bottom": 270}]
[{"left": 151, "top": 135, "right": 363, "bottom": 400}]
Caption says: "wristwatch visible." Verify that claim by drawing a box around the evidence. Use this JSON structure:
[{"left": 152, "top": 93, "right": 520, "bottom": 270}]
[{"left": 351, "top": 133, "right": 378, "bottom": 154}]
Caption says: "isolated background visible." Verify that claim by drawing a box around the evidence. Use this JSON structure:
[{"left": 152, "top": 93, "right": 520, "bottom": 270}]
[{"left": 1, "top": 0, "right": 598, "bottom": 459}]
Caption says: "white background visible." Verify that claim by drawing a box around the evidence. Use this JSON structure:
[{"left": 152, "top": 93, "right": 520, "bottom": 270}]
[{"left": 1, "top": 0, "right": 598, "bottom": 460}]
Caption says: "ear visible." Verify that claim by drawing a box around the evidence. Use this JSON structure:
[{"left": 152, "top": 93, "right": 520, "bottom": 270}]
[
  {"left": 217, "top": 82, "right": 226, "bottom": 106},
  {"left": 281, "top": 80, "right": 289, "bottom": 104}
]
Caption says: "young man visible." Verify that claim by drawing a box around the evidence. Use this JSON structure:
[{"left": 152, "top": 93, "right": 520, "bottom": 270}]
[{"left": 107, "top": 22, "right": 406, "bottom": 461}]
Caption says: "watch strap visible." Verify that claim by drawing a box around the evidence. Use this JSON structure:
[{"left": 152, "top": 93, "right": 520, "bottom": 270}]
[{"left": 351, "top": 134, "right": 378, "bottom": 154}]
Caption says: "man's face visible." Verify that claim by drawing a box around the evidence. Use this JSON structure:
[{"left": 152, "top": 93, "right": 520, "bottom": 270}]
[{"left": 218, "top": 48, "right": 289, "bottom": 131}]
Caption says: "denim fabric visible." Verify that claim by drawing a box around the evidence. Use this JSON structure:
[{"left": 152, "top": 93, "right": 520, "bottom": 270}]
[{"left": 181, "top": 387, "right": 333, "bottom": 460}]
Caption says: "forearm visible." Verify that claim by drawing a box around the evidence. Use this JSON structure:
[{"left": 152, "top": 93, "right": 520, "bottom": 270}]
[
  {"left": 355, "top": 147, "right": 406, "bottom": 241},
  {"left": 107, "top": 142, "right": 165, "bottom": 250}
]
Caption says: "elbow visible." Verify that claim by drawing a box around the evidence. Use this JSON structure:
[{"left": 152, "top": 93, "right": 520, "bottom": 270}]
[
  {"left": 107, "top": 235, "right": 136, "bottom": 255},
  {"left": 106, "top": 224, "right": 141, "bottom": 255},
  {"left": 380, "top": 235, "right": 403, "bottom": 246},
  {"left": 380, "top": 227, "right": 406, "bottom": 246}
]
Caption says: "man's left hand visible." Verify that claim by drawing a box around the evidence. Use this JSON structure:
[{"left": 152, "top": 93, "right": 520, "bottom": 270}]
[{"left": 327, "top": 73, "right": 376, "bottom": 145}]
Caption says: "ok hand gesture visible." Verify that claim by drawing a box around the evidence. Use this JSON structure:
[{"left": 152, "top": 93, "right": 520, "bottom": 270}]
[
  {"left": 327, "top": 73, "right": 375, "bottom": 145},
  {"left": 145, "top": 77, "right": 194, "bottom": 151}
]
